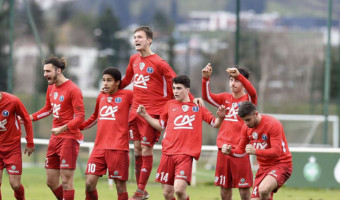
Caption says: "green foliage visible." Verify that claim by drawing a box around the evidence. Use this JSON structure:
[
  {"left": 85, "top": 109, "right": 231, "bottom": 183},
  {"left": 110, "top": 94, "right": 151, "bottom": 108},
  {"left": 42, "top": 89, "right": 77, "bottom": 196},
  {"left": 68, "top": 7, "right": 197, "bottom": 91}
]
[
  {"left": 94, "top": 7, "right": 129, "bottom": 85},
  {"left": 0, "top": 5, "right": 8, "bottom": 91}
]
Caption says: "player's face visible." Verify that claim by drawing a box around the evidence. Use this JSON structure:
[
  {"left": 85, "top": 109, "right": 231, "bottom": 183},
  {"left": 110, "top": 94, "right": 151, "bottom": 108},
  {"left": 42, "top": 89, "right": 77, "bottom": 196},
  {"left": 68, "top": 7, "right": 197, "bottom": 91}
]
[
  {"left": 241, "top": 111, "right": 259, "bottom": 128},
  {"left": 102, "top": 74, "right": 119, "bottom": 95},
  {"left": 229, "top": 77, "right": 243, "bottom": 94},
  {"left": 43, "top": 64, "right": 58, "bottom": 85},
  {"left": 173, "top": 83, "right": 189, "bottom": 101},
  {"left": 134, "top": 31, "right": 152, "bottom": 51}
]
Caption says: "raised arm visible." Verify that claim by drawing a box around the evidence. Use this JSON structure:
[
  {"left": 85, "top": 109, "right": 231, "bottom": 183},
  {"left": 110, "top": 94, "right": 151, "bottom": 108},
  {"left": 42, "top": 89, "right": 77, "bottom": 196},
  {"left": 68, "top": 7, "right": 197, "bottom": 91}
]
[{"left": 202, "top": 63, "right": 225, "bottom": 107}]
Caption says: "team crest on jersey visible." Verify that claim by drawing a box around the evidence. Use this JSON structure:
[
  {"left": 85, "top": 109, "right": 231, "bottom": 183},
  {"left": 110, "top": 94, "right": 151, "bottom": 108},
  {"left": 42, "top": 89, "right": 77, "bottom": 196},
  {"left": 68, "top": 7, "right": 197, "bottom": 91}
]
[
  {"left": 2, "top": 110, "right": 9, "bottom": 117},
  {"left": 115, "top": 97, "right": 122, "bottom": 103},
  {"left": 192, "top": 106, "right": 199, "bottom": 112},
  {"left": 53, "top": 92, "right": 58, "bottom": 100},
  {"left": 59, "top": 95, "right": 64, "bottom": 102},
  {"left": 107, "top": 97, "right": 113, "bottom": 103},
  {"left": 252, "top": 132, "right": 258, "bottom": 140},
  {"left": 182, "top": 105, "right": 189, "bottom": 112},
  {"left": 139, "top": 62, "right": 145, "bottom": 70},
  {"left": 146, "top": 67, "right": 154, "bottom": 73},
  {"left": 262, "top": 134, "right": 268, "bottom": 140}
]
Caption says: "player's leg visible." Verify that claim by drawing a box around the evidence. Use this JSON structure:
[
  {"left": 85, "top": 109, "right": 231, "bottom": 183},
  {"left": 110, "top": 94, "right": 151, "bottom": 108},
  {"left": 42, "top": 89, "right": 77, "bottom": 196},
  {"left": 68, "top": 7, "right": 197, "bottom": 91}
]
[
  {"left": 115, "top": 180, "right": 128, "bottom": 200},
  {"left": 174, "top": 179, "right": 188, "bottom": 200},
  {"left": 45, "top": 138, "right": 63, "bottom": 200},
  {"left": 133, "top": 140, "right": 142, "bottom": 185},
  {"left": 215, "top": 150, "right": 233, "bottom": 200},
  {"left": 162, "top": 184, "right": 175, "bottom": 200},
  {"left": 85, "top": 149, "right": 107, "bottom": 200},
  {"left": 59, "top": 138, "right": 80, "bottom": 200},
  {"left": 9, "top": 175, "right": 24, "bottom": 200},
  {"left": 108, "top": 150, "right": 129, "bottom": 200},
  {"left": 136, "top": 114, "right": 159, "bottom": 195},
  {"left": 46, "top": 169, "right": 63, "bottom": 199},
  {"left": 0, "top": 169, "right": 2, "bottom": 200},
  {"left": 239, "top": 187, "right": 251, "bottom": 200},
  {"left": 258, "top": 175, "right": 277, "bottom": 200},
  {"left": 60, "top": 169, "right": 76, "bottom": 200},
  {"left": 220, "top": 187, "right": 232, "bottom": 200},
  {"left": 6, "top": 142, "right": 25, "bottom": 200}
]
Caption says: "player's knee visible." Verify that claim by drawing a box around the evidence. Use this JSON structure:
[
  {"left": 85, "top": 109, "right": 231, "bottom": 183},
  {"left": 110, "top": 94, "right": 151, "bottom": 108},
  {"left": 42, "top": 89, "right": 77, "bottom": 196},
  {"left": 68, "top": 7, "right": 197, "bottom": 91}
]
[
  {"left": 10, "top": 182, "right": 21, "bottom": 191},
  {"left": 239, "top": 188, "right": 251, "bottom": 200},
  {"left": 174, "top": 189, "right": 186, "bottom": 199},
  {"left": 258, "top": 185, "right": 271, "bottom": 199},
  {"left": 85, "top": 180, "right": 96, "bottom": 192},
  {"left": 220, "top": 187, "right": 232, "bottom": 199}
]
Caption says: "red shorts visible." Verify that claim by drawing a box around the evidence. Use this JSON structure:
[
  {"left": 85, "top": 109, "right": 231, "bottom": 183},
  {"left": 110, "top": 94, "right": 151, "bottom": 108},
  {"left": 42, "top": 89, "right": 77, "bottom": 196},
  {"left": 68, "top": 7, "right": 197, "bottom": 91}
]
[
  {"left": 85, "top": 149, "right": 129, "bottom": 181},
  {"left": 215, "top": 149, "right": 253, "bottom": 188},
  {"left": 45, "top": 137, "right": 80, "bottom": 170},
  {"left": 251, "top": 163, "right": 293, "bottom": 199},
  {"left": 155, "top": 154, "right": 193, "bottom": 185},
  {"left": 0, "top": 141, "right": 22, "bottom": 175},
  {"left": 129, "top": 111, "right": 161, "bottom": 146}
]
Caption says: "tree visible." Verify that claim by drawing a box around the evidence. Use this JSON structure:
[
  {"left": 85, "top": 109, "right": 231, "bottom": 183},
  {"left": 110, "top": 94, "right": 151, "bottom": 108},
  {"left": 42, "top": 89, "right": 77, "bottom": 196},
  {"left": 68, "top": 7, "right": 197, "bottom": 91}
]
[
  {"left": 0, "top": 5, "right": 9, "bottom": 91},
  {"left": 94, "top": 7, "right": 129, "bottom": 85}
]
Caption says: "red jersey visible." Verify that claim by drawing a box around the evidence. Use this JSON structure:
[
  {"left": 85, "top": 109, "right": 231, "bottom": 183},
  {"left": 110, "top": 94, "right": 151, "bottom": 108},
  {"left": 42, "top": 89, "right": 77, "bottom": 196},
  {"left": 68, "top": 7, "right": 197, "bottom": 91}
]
[
  {"left": 202, "top": 74, "right": 257, "bottom": 148},
  {"left": 160, "top": 100, "right": 216, "bottom": 160},
  {"left": 80, "top": 90, "right": 133, "bottom": 151},
  {"left": 0, "top": 92, "right": 34, "bottom": 147},
  {"left": 120, "top": 53, "right": 177, "bottom": 115},
  {"left": 32, "top": 80, "right": 85, "bottom": 140},
  {"left": 231, "top": 115, "right": 292, "bottom": 168}
]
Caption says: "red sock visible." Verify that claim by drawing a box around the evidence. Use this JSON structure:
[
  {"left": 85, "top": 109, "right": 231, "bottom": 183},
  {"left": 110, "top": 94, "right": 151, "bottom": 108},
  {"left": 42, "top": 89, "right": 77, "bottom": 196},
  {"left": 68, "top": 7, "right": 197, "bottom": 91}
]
[
  {"left": 135, "top": 155, "right": 142, "bottom": 185},
  {"left": 138, "top": 155, "right": 153, "bottom": 191},
  {"left": 187, "top": 196, "right": 190, "bottom": 200},
  {"left": 172, "top": 198, "right": 176, "bottom": 200},
  {"left": 0, "top": 183, "right": 2, "bottom": 200},
  {"left": 14, "top": 184, "right": 25, "bottom": 200},
  {"left": 118, "top": 192, "right": 128, "bottom": 200},
  {"left": 52, "top": 185, "right": 63, "bottom": 200},
  {"left": 85, "top": 190, "right": 98, "bottom": 200},
  {"left": 63, "top": 189, "right": 75, "bottom": 200}
]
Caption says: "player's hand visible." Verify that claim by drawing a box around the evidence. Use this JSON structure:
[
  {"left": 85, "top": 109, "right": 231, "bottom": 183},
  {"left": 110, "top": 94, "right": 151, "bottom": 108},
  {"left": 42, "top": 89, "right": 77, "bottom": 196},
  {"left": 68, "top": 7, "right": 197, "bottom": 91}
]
[
  {"left": 51, "top": 125, "right": 68, "bottom": 135},
  {"left": 217, "top": 105, "right": 226, "bottom": 118},
  {"left": 221, "top": 144, "right": 232, "bottom": 155},
  {"left": 226, "top": 68, "right": 240, "bottom": 77},
  {"left": 137, "top": 105, "right": 146, "bottom": 116},
  {"left": 193, "top": 98, "right": 205, "bottom": 107},
  {"left": 245, "top": 144, "right": 256, "bottom": 155},
  {"left": 202, "top": 63, "right": 213, "bottom": 79},
  {"left": 24, "top": 146, "right": 35, "bottom": 156},
  {"left": 18, "top": 116, "right": 24, "bottom": 124}
]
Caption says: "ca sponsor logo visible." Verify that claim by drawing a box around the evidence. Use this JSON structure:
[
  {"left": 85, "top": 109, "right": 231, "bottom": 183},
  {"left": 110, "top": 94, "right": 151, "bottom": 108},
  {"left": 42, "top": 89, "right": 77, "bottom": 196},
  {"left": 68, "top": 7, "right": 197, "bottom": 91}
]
[
  {"left": 224, "top": 103, "right": 239, "bottom": 122},
  {"left": 0, "top": 119, "right": 7, "bottom": 131},
  {"left": 253, "top": 142, "right": 268, "bottom": 149},
  {"left": 99, "top": 105, "right": 118, "bottom": 120},
  {"left": 174, "top": 115, "right": 195, "bottom": 130},
  {"left": 52, "top": 103, "right": 61, "bottom": 118},
  {"left": 133, "top": 74, "right": 150, "bottom": 89}
]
